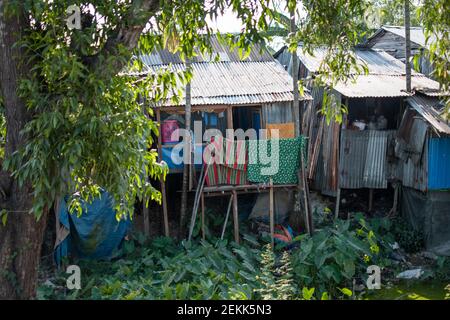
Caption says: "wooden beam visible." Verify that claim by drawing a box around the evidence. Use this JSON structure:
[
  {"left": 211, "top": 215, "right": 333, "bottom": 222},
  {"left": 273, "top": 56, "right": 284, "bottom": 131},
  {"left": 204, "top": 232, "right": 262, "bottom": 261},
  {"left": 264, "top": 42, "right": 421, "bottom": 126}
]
[
  {"left": 269, "top": 179, "right": 274, "bottom": 249},
  {"left": 335, "top": 188, "right": 341, "bottom": 220},
  {"left": 156, "top": 108, "right": 170, "bottom": 237},
  {"left": 392, "top": 184, "right": 399, "bottom": 215},
  {"left": 227, "top": 106, "right": 234, "bottom": 130},
  {"left": 221, "top": 194, "right": 233, "bottom": 240},
  {"left": 202, "top": 183, "right": 297, "bottom": 193},
  {"left": 201, "top": 193, "right": 205, "bottom": 240},
  {"left": 231, "top": 190, "right": 239, "bottom": 244}
]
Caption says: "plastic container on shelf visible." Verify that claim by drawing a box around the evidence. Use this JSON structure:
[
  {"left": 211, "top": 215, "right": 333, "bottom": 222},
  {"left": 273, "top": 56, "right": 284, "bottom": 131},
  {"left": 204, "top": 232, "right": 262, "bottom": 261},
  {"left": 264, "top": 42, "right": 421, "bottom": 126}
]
[{"left": 161, "top": 119, "right": 179, "bottom": 143}]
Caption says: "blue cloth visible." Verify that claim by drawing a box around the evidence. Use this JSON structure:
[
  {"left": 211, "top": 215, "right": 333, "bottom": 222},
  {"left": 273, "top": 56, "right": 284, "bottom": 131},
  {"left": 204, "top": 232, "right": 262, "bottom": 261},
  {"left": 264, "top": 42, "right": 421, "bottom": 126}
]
[
  {"left": 54, "top": 191, "right": 131, "bottom": 265},
  {"left": 162, "top": 144, "right": 204, "bottom": 170}
]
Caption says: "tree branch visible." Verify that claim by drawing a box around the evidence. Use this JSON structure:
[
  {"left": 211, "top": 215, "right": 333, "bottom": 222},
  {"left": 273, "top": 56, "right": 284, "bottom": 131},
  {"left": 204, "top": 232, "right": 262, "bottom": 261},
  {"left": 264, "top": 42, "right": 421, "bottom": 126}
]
[{"left": 86, "top": 0, "right": 161, "bottom": 74}]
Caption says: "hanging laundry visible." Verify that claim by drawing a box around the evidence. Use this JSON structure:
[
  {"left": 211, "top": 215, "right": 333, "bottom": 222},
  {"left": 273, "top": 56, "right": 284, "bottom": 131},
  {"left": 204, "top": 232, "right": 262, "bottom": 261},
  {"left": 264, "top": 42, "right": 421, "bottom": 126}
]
[
  {"left": 247, "top": 137, "right": 307, "bottom": 185},
  {"left": 205, "top": 137, "right": 248, "bottom": 186}
]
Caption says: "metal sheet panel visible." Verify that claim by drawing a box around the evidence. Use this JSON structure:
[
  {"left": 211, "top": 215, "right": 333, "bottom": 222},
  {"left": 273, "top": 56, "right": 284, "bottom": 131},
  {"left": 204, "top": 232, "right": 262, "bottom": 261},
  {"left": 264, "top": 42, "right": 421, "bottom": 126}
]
[
  {"left": 134, "top": 61, "right": 311, "bottom": 106},
  {"left": 339, "top": 130, "right": 395, "bottom": 189},
  {"left": 293, "top": 45, "right": 442, "bottom": 98},
  {"left": 297, "top": 47, "right": 412, "bottom": 75},
  {"left": 428, "top": 137, "right": 450, "bottom": 190},
  {"left": 364, "top": 130, "right": 388, "bottom": 188},
  {"left": 339, "top": 130, "right": 368, "bottom": 189},
  {"left": 263, "top": 102, "right": 293, "bottom": 124},
  {"left": 407, "top": 96, "right": 450, "bottom": 135},
  {"left": 333, "top": 74, "right": 440, "bottom": 98},
  {"left": 381, "top": 26, "right": 436, "bottom": 50},
  {"left": 402, "top": 138, "right": 428, "bottom": 192},
  {"left": 135, "top": 35, "right": 274, "bottom": 66}
]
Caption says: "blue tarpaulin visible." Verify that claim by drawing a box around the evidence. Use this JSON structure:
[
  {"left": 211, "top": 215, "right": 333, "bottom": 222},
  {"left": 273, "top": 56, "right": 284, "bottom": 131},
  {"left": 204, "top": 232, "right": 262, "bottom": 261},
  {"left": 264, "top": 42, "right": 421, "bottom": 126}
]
[{"left": 54, "top": 191, "right": 131, "bottom": 265}]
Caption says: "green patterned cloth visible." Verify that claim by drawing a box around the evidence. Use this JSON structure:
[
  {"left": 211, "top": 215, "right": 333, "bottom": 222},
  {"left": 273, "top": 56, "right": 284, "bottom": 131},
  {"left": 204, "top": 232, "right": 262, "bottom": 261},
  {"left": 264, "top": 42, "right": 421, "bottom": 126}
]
[{"left": 247, "top": 137, "right": 307, "bottom": 184}]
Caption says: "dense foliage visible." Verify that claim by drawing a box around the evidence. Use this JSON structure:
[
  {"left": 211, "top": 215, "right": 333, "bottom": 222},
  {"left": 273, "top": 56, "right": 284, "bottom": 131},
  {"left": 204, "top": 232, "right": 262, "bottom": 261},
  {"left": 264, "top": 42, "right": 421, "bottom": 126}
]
[{"left": 38, "top": 215, "right": 396, "bottom": 300}]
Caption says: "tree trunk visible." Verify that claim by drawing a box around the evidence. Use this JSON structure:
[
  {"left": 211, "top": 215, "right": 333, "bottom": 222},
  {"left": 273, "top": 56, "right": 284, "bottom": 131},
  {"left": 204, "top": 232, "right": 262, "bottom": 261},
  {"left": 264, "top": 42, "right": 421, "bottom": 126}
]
[
  {"left": 290, "top": 9, "right": 300, "bottom": 136},
  {"left": 0, "top": 1, "right": 50, "bottom": 299},
  {"left": 179, "top": 59, "right": 192, "bottom": 239},
  {"left": 404, "top": 0, "right": 412, "bottom": 92}
]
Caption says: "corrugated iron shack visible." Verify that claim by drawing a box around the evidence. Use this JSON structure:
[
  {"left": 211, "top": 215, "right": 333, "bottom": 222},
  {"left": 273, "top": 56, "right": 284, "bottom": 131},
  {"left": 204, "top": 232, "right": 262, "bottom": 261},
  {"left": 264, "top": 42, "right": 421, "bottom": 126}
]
[
  {"left": 129, "top": 36, "right": 311, "bottom": 174},
  {"left": 275, "top": 44, "right": 450, "bottom": 255},
  {"left": 364, "top": 26, "right": 437, "bottom": 77},
  {"left": 397, "top": 94, "right": 450, "bottom": 255},
  {"left": 126, "top": 36, "right": 313, "bottom": 242},
  {"left": 274, "top": 45, "right": 442, "bottom": 195}
]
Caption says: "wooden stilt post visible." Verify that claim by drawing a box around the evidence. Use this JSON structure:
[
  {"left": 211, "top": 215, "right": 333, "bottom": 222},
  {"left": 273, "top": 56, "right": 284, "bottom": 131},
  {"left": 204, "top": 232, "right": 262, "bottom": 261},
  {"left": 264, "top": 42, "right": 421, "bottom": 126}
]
[
  {"left": 368, "top": 188, "right": 374, "bottom": 212},
  {"left": 201, "top": 193, "right": 205, "bottom": 240},
  {"left": 392, "top": 184, "right": 399, "bottom": 215},
  {"left": 227, "top": 106, "right": 233, "bottom": 130},
  {"left": 335, "top": 188, "right": 341, "bottom": 220},
  {"left": 156, "top": 108, "right": 170, "bottom": 237},
  {"left": 221, "top": 194, "right": 233, "bottom": 240},
  {"left": 232, "top": 190, "right": 239, "bottom": 244},
  {"left": 300, "top": 152, "right": 311, "bottom": 235},
  {"left": 388, "top": 183, "right": 399, "bottom": 217},
  {"left": 269, "top": 178, "right": 274, "bottom": 249}
]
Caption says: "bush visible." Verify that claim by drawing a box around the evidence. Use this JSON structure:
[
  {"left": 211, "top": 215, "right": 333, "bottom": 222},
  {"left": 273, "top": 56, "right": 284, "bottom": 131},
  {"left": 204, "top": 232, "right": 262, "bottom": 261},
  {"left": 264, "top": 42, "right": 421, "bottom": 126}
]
[
  {"left": 392, "top": 216, "right": 425, "bottom": 254},
  {"left": 288, "top": 214, "right": 393, "bottom": 297},
  {"left": 38, "top": 215, "right": 394, "bottom": 300}
]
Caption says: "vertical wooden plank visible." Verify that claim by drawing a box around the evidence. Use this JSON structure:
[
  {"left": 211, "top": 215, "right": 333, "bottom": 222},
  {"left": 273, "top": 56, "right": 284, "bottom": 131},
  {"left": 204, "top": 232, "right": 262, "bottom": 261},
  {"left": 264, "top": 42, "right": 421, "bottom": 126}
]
[
  {"left": 232, "top": 190, "right": 239, "bottom": 244},
  {"left": 392, "top": 183, "right": 399, "bottom": 215},
  {"left": 221, "top": 194, "right": 233, "bottom": 240},
  {"left": 334, "top": 188, "right": 341, "bottom": 220},
  {"left": 227, "top": 106, "right": 233, "bottom": 130},
  {"left": 290, "top": 8, "right": 300, "bottom": 136},
  {"left": 368, "top": 188, "right": 374, "bottom": 212},
  {"left": 269, "top": 179, "right": 274, "bottom": 249},
  {"left": 300, "top": 155, "right": 311, "bottom": 235},
  {"left": 156, "top": 108, "right": 170, "bottom": 237},
  {"left": 201, "top": 193, "right": 205, "bottom": 240}
]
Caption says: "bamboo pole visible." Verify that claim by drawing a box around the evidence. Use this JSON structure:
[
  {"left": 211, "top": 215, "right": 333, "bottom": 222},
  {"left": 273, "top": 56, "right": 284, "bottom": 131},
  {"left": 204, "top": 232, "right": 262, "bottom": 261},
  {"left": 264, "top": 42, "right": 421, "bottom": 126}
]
[
  {"left": 269, "top": 178, "right": 274, "bottom": 249},
  {"left": 404, "top": 0, "right": 412, "bottom": 93},
  {"left": 156, "top": 108, "right": 170, "bottom": 237},
  {"left": 221, "top": 194, "right": 234, "bottom": 240},
  {"left": 335, "top": 188, "right": 341, "bottom": 220},
  {"left": 179, "top": 59, "right": 192, "bottom": 238},
  {"left": 232, "top": 190, "right": 239, "bottom": 244},
  {"left": 201, "top": 193, "right": 205, "bottom": 240}
]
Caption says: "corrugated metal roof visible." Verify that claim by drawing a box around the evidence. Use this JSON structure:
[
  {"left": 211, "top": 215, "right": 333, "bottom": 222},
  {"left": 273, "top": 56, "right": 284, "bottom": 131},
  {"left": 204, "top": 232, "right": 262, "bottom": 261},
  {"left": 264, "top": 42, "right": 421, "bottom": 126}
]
[
  {"left": 130, "top": 61, "right": 311, "bottom": 106},
  {"left": 406, "top": 95, "right": 450, "bottom": 135},
  {"left": 381, "top": 26, "right": 436, "bottom": 49},
  {"left": 339, "top": 129, "right": 395, "bottom": 189},
  {"left": 297, "top": 47, "right": 408, "bottom": 75},
  {"left": 137, "top": 35, "right": 274, "bottom": 66},
  {"left": 333, "top": 74, "right": 441, "bottom": 98},
  {"left": 297, "top": 46, "right": 442, "bottom": 98}
]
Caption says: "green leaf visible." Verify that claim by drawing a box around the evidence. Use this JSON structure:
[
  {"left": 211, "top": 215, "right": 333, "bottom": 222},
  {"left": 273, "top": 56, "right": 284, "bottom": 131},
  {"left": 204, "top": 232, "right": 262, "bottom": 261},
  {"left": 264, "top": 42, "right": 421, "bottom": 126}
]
[
  {"left": 339, "top": 287, "right": 353, "bottom": 297},
  {"left": 302, "top": 287, "right": 315, "bottom": 300},
  {"left": 0, "top": 210, "right": 7, "bottom": 226}
]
